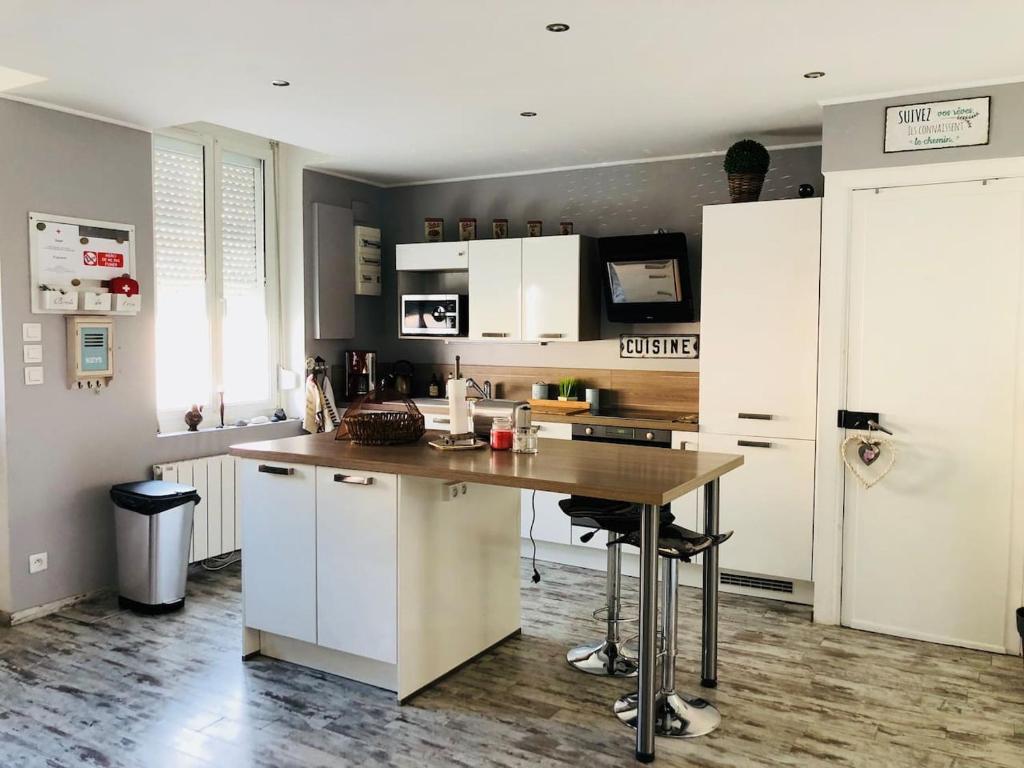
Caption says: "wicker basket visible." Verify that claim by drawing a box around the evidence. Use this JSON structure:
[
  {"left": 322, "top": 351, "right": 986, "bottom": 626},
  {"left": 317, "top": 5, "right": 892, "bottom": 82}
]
[
  {"left": 336, "top": 389, "right": 425, "bottom": 446},
  {"left": 727, "top": 172, "right": 765, "bottom": 203},
  {"left": 342, "top": 410, "right": 425, "bottom": 445}
]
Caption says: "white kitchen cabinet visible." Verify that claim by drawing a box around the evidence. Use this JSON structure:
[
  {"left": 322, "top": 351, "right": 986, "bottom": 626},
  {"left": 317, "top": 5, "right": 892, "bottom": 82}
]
[
  {"left": 468, "top": 239, "right": 522, "bottom": 340},
  {"left": 699, "top": 199, "right": 821, "bottom": 440},
  {"left": 240, "top": 459, "right": 317, "bottom": 644},
  {"left": 316, "top": 467, "right": 398, "bottom": 664},
  {"left": 520, "top": 421, "right": 572, "bottom": 544},
  {"left": 396, "top": 241, "right": 468, "bottom": 271},
  {"left": 522, "top": 236, "right": 580, "bottom": 342},
  {"left": 670, "top": 434, "right": 700, "bottom": 533},
  {"left": 695, "top": 432, "right": 815, "bottom": 581}
]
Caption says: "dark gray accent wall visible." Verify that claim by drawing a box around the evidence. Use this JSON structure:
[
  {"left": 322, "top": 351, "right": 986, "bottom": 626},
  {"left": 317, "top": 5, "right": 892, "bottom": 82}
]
[
  {"left": 370, "top": 146, "right": 823, "bottom": 366},
  {"left": 302, "top": 170, "right": 389, "bottom": 365},
  {"left": 822, "top": 81, "right": 1024, "bottom": 172},
  {"left": 0, "top": 99, "right": 299, "bottom": 614}
]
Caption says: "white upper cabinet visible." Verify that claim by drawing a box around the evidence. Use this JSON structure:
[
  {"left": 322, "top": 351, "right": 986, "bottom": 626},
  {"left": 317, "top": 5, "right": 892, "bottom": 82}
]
[
  {"left": 522, "top": 236, "right": 580, "bottom": 342},
  {"left": 396, "top": 241, "right": 468, "bottom": 271},
  {"left": 699, "top": 199, "right": 821, "bottom": 440},
  {"left": 468, "top": 239, "right": 522, "bottom": 340}
]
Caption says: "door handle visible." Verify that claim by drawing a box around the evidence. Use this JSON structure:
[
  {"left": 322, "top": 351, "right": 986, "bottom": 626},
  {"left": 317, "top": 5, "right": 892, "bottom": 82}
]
[
  {"left": 738, "top": 412, "right": 772, "bottom": 420},
  {"left": 258, "top": 464, "right": 294, "bottom": 476},
  {"left": 866, "top": 419, "right": 894, "bottom": 436},
  {"left": 334, "top": 474, "right": 375, "bottom": 485},
  {"left": 737, "top": 440, "right": 772, "bottom": 448}
]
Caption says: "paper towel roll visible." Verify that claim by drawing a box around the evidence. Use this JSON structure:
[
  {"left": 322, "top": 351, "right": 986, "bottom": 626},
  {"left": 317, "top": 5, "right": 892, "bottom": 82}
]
[{"left": 447, "top": 378, "right": 470, "bottom": 434}]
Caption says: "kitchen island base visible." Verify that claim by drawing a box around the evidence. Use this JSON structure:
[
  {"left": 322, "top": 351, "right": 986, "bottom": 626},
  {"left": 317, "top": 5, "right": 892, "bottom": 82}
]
[{"left": 239, "top": 459, "right": 522, "bottom": 701}]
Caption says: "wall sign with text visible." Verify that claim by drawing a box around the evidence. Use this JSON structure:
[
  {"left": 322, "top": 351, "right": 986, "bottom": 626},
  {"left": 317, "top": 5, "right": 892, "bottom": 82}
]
[
  {"left": 884, "top": 96, "right": 990, "bottom": 154},
  {"left": 619, "top": 334, "right": 698, "bottom": 359}
]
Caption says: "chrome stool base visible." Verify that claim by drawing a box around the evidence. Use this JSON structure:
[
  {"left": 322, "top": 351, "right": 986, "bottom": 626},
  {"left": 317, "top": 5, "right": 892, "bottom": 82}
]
[
  {"left": 567, "top": 639, "right": 638, "bottom": 677},
  {"left": 613, "top": 690, "right": 721, "bottom": 738}
]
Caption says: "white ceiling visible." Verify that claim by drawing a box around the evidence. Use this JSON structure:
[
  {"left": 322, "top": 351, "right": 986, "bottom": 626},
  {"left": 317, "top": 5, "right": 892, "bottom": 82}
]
[{"left": 2, "top": 1, "right": 1023, "bottom": 185}]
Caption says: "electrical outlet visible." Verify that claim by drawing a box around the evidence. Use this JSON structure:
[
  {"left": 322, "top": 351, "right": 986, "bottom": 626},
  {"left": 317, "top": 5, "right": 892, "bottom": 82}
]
[{"left": 29, "top": 552, "right": 48, "bottom": 574}]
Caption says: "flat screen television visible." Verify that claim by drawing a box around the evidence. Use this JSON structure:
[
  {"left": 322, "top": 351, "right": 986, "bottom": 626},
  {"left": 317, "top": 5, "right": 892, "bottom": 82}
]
[{"left": 599, "top": 232, "right": 695, "bottom": 323}]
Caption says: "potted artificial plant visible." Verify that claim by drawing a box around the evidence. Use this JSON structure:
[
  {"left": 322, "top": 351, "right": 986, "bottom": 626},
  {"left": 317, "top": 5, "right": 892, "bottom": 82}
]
[
  {"left": 557, "top": 377, "right": 579, "bottom": 402},
  {"left": 723, "top": 139, "right": 771, "bottom": 203}
]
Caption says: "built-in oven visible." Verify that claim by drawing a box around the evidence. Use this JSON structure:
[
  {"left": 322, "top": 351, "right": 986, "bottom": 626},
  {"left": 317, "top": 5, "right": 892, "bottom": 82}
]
[
  {"left": 571, "top": 423, "right": 673, "bottom": 448},
  {"left": 400, "top": 294, "right": 467, "bottom": 337}
]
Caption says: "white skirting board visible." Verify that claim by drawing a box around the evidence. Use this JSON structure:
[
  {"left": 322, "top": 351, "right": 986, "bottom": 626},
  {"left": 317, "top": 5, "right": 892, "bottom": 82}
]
[
  {"left": 153, "top": 455, "right": 238, "bottom": 563},
  {"left": 523, "top": 540, "right": 814, "bottom": 606}
]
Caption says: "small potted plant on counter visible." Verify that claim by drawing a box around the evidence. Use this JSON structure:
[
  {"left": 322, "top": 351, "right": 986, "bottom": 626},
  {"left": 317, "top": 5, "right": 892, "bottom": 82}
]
[
  {"left": 723, "top": 139, "right": 770, "bottom": 203},
  {"left": 557, "top": 377, "right": 579, "bottom": 401}
]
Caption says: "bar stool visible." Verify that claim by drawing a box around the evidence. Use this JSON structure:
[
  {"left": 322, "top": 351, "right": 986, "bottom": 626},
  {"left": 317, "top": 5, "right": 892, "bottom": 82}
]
[
  {"left": 611, "top": 524, "right": 733, "bottom": 738},
  {"left": 557, "top": 496, "right": 675, "bottom": 677}
]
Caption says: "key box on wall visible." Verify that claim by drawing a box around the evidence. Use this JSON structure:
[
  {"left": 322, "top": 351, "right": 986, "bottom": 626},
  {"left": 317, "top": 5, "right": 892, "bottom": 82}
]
[{"left": 67, "top": 316, "right": 114, "bottom": 389}]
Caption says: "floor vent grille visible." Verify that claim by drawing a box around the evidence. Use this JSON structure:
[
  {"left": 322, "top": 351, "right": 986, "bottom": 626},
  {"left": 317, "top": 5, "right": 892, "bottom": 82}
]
[{"left": 721, "top": 572, "right": 794, "bottom": 594}]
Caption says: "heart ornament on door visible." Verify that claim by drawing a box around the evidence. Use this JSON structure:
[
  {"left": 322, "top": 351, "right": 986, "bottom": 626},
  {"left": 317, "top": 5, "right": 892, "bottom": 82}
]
[{"left": 841, "top": 435, "right": 896, "bottom": 488}]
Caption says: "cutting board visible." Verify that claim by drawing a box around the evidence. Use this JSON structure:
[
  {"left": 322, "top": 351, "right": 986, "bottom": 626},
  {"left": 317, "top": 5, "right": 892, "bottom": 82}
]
[{"left": 528, "top": 399, "right": 591, "bottom": 415}]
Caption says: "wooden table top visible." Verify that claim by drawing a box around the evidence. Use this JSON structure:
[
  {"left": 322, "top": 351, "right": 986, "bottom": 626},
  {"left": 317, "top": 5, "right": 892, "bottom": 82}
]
[{"left": 229, "top": 432, "right": 743, "bottom": 506}]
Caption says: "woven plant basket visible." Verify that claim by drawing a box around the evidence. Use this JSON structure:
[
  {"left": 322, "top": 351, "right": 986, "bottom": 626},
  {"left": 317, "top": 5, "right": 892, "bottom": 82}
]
[{"left": 727, "top": 172, "right": 765, "bottom": 203}]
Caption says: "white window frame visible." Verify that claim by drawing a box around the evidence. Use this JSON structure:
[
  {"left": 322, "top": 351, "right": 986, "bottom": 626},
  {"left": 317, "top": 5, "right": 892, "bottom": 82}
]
[{"left": 154, "top": 127, "right": 281, "bottom": 433}]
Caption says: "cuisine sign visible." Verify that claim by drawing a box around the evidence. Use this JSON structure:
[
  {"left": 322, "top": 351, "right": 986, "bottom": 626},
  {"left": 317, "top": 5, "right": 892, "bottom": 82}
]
[{"left": 620, "top": 334, "right": 698, "bottom": 359}]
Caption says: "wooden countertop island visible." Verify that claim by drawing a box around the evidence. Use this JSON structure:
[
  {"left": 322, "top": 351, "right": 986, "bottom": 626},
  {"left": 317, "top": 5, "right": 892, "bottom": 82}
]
[
  {"left": 230, "top": 431, "right": 742, "bottom": 764},
  {"left": 230, "top": 431, "right": 740, "bottom": 506}
]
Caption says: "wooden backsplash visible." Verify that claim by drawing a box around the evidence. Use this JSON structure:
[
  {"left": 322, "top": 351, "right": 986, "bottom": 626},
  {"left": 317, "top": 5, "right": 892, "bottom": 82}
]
[{"left": 410, "top": 364, "right": 698, "bottom": 414}]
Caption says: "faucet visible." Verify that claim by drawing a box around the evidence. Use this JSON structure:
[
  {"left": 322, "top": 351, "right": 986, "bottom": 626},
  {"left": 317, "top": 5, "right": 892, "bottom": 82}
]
[{"left": 465, "top": 378, "right": 492, "bottom": 400}]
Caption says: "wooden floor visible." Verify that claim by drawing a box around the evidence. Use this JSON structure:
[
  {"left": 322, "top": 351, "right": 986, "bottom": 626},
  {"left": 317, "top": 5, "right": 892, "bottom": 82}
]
[{"left": 0, "top": 560, "right": 1022, "bottom": 768}]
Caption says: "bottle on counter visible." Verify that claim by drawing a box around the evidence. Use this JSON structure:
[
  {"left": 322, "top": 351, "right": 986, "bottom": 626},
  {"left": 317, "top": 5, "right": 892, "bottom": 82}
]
[
  {"left": 428, "top": 374, "right": 440, "bottom": 398},
  {"left": 512, "top": 404, "right": 539, "bottom": 454}
]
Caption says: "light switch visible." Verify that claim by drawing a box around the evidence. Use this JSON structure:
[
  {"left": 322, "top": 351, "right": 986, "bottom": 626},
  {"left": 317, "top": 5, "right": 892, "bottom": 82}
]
[
  {"left": 24, "top": 366, "right": 44, "bottom": 386},
  {"left": 22, "top": 323, "right": 42, "bottom": 342},
  {"left": 23, "top": 344, "right": 42, "bottom": 364}
]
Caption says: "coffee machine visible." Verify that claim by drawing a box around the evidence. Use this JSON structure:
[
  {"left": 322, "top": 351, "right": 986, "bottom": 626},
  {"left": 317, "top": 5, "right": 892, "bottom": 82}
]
[{"left": 344, "top": 350, "right": 377, "bottom": 399}]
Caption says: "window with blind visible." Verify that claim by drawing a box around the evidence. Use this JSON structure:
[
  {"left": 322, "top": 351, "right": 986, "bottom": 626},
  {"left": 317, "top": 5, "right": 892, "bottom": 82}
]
[{"left": 153, "top": 132, "right": 279, "bottom": 430}]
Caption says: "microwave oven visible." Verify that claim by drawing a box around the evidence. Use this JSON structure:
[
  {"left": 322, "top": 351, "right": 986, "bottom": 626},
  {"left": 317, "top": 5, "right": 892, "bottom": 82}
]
[{"left": 400, "top": 294, "right": 467, "bottom": 336}]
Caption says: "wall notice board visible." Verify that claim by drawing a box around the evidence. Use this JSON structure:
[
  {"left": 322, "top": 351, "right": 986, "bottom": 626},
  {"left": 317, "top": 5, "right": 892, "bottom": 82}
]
[{"left": 29, "top": 212, "right": 137, "bottom": 315}]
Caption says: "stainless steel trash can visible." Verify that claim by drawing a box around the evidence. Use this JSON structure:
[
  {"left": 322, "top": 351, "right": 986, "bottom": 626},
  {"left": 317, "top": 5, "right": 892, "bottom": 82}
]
[{"left": 111, "top": 480, "right": 201, "bottom": 613}]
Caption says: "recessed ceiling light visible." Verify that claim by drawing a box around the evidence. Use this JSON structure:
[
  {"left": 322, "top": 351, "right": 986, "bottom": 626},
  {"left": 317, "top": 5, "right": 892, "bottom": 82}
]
[
  {"left": 546, "top": 22, "right": 570, "bottom": 32},
  {"left": 520, "top": 111, "right": 538, "bottom": 117},
  {"left": 271, "top": 79, "right": 290, "bottom": 87},
  {"left": 803, "top": 71, "right": 826, "bottom": 79}
]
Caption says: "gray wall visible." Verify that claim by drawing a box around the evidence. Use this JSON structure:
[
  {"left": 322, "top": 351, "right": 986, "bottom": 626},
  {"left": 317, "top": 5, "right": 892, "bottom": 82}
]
[
  {"left": 0, "top": 99, "right": 298, "bottom": 615},
  {"left": 303, "top": 170, "right": 389, "bottom": 366},
  {"left": 370, "top": 146, "right": 823, "bottom": 370},
  {"left": 823, "top": 81, "right": 1024, "bottom": 172}
]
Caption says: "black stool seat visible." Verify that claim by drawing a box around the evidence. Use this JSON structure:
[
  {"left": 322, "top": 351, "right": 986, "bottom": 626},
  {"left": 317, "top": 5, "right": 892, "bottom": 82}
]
[
  {"left": 610, "top": 525, "right": 733, "bottom": 562},
  {"left": 558, "top": 496, "right": 675, "bottom": 538}
]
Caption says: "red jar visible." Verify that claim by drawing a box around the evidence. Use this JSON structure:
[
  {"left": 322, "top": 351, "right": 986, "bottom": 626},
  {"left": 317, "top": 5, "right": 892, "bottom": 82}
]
[{"left": 490, "top": 417, "right": 513, "bottom": 450}]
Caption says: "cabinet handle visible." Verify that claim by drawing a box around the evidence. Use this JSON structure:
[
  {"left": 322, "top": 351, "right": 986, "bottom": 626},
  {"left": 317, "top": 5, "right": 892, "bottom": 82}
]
[
  {"left": 433, "top": 417, "right": 451, "bottom": 424},
  {"left": 481, "top": 332, "right": 509, "bottom": 338},
  {"left": 737, "top": 440, "right": 772, "bottom": 449},
  {"left": 334, "top": 474, "right": 375, "bottom": 485},
  {"left": 738, "top": 412, "right": 773, "bottom": 420},
  {"left": 538, "top": 333, "right": 565, "bottom": 339},
  {"left": 258, "top": 464, "right": 294, "bottom": 476}
]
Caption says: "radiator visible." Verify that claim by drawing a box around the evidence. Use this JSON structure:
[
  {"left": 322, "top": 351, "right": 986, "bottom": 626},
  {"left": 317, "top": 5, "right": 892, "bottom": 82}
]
[{"left": 153, "top": 455, "right": 238, "bottom": 564}]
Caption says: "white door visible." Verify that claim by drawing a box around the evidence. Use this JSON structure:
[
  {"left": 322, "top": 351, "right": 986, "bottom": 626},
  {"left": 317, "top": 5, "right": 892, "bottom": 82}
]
[
  {"left": 700, "top": 199, "right": 821, "bottom": 439},
  {"left": 316, "top": 467, "right": 398, "bottom": 663},
  {"left": 842, "top": 179, "right": 1024, "bottom": 653},
  {"left": 468, "top": 239, "right": 522, "bottom": 340},
  {"left": 522, "top": 235, "right": 580, "bottom": 342},
  {"left": 239, "top": 459, "right": 317, "bottom": 644}
]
